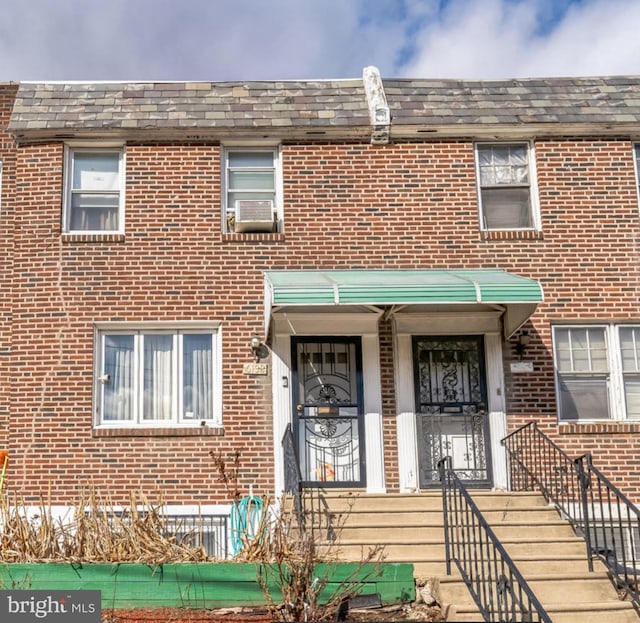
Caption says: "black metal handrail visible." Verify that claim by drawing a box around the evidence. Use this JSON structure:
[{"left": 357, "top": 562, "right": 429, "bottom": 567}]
[
  {"left": 438, "top": 457, "right": 551, "bottom": 623},
  {"left": 501, "top": 421, "right": 592, "bottom": 557},
  {"left": 281, "top": 423, "right": 304, "bottom": 529},
  {"left": 502, "top": 421, "right": 640, "bottom": 603}
]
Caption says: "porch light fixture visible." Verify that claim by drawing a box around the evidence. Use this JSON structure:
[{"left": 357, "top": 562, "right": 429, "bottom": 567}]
[
  {"left": 250, "top": 335, "right": 269, "bottom": 362},
  {"left": 515, "top": 331, "right": 531, "bottom": 359}
]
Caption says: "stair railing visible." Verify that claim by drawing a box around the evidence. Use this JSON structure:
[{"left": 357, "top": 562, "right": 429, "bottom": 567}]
[
  {"left": 502, "top": 421, "right": 640, "bottom": 604},
  {"left": 438, "top": 457, "right": 551, "bottom": 623},
  {"left": 281, "top": 423, "right": 304, "bottom": 529},
  {"left": 501, "top": 421, "right": 592, "bottom": 556}
]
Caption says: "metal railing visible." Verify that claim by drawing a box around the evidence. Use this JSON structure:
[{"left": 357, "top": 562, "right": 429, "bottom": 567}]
[
  {"left": 164, "top": 514, "right": 228, "bottom": 559},
  {"left": 439, "top": 457, "right": 551, "bottom": 623},
  {"left": 502, "top": 421, "right": 640, "bottom": 603},
  {"left": 282, "top": 423, "right": 304, "bottom": 529},
  {"left": 501, "top": 421, "right": 589, "bottom": 542},
  {"left": 87, "top": 510, "right": 229, "bottom": 559}
]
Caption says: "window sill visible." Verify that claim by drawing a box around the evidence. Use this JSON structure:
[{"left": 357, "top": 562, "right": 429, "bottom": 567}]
[
  {"left": 221, "top": 232, "right": 285, "bottom": 243},
  {"left": 480, "top": 230, "right": 543, "bottom": 241},
  {"left": 559, "top": 421, "right": 640, "bottom": 435},
  {"left": 62, "top": 233, "right": 126, "bottom": 243},
  {"left": 93, "top": 425, "right": 224, "bottom": 438}
]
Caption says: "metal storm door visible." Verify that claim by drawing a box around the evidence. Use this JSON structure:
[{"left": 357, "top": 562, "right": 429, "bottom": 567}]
[
  {"left": 292, "top": 337, "right": 365, "bottom": 487},
  {"left": 413, "top": 336, "right": 492, "bottom": 487}
]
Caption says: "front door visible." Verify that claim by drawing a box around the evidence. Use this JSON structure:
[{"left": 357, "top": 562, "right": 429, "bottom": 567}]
[
  {"left": 413, "top": 335, "right": 492, "bottom": 487},
  {"left": 291, "top": 337, "right": 365, "bottom": 487}
]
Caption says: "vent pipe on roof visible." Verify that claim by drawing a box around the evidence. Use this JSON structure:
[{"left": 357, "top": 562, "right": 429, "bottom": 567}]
[{"left": 363, "top": 66, "right": 390, "bottom": 145}]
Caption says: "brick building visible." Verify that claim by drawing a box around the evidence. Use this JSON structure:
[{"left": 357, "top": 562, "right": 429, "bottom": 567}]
[{"left": 3, "top": 69, "right": 640, "bottom": 532}]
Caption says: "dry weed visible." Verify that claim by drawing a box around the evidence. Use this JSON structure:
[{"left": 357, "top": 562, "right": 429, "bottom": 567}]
[{"left": 0, "top": 487, "right": 209, "bottom": 564}]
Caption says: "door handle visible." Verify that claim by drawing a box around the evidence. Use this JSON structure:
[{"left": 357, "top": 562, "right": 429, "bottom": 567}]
[{"left": 296, "top": 404, "right": 303, "bottom": 412}]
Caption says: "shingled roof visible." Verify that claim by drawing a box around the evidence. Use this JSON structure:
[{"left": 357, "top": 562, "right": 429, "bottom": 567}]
[
  {"left": 384, "top": 75, "right": 640, "bottom": 137},
  {"left": 8, "top": 69, "right": 640, "bottom": 142},
  {"left": 8, "top": 78, "right": 370, "bottom": 141}
]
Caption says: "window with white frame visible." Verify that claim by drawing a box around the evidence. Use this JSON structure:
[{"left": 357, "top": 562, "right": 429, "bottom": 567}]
[
  {"left": 476, "top": 142, "right": 539, "bottom": 230},
  {"left": 553, "top": 324, "right": 640, "bottom": 421},
  {"left": 223, "top": 147, "right": 280, "bottom": 233},
  {"left": 64, "top": 147, "right": 125, "bottom": 233},
  {"left": 95, "top": 326, "right": 221, "bottom": 427}
]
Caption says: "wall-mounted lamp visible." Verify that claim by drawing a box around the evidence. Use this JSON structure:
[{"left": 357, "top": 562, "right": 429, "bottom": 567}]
[
  {"left": 250, "top": 335, "right": 269, "bottom": 362},
  {"left": 515, "top": 331, "right": 531, "bottom": 360}
]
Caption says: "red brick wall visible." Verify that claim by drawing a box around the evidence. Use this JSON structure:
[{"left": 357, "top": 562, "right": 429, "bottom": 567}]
[
  {"left": 0, "top": 84, "right": 18, "bottom": 459},
  {"left": 9, "top": 137, "right": 640, "bottom": 502}
]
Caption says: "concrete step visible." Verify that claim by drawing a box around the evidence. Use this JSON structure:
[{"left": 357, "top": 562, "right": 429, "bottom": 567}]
[
  {"left": 296, "top": 488, "right": 640, "bottom": 623},
  {"left": 500, "top": 536, "right": 588, "bottom": 558},
  {"left": 321, "top": 505, "right": 562, "bottom": 526},
  {"left": 545, "top": 601, "right": 639, "bottom": 623},
  {"left": 530, "top": 575, "right": 621, "bottom": 604},
  {"left": 450, "top": 600, "right": 639, "bottom": 623},
  {"left": 330, "top": 535, "right": 588, "bottom": 562},
  {"left": 438, "top": 572, "right": 617, "bottom": 605},
  {"left": 412, "top": 555, "right": 597, "bottom": 579},
  {"left": 306, "top": 492, "right": 443, "bottom": 513},
  {"left": 333, "top": 520, "right": 574, "bottom": 542},
  {"left": 304, "top": 490, "right": 548, "bottom": 513}
]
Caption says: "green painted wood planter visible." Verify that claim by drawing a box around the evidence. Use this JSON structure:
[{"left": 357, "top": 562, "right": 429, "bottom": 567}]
[{"left": 0, "top": 562, "right": 415, "bottom": 609}]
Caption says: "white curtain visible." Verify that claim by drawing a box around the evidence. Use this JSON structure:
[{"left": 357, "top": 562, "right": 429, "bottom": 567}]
[
  {"left": 183, "top": 334, "right": 212, "bottom": 419},
  {"left": 143, "top": 335, "right": 173, "bottom": 421},
  {"left": 103, "top": 335, "right": 134, "bottom": 421}
]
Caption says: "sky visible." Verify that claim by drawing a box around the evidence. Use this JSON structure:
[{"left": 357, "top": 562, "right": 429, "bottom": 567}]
[{"left": 1, "top": 0, "right": 639, "bottom": 82}]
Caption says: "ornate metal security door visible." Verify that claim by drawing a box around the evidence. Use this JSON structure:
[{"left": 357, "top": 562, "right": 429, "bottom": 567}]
[
  {"left": 292, "top": 337, "right": 365, "bottom": 487},
  {"left": 413, "top": 336, "right": 491, "bottom": 487}
]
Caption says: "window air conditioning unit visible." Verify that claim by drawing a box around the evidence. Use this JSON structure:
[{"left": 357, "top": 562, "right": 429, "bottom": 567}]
[{"left": 234, "top": 199, "right": 275, "bottom": 233}]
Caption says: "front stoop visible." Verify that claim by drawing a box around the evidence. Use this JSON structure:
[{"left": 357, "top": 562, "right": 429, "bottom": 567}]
[{"left": 301, "top": 489, "right": 640, "bottom": 622}]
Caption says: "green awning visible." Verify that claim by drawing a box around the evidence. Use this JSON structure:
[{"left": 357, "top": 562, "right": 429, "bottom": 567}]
[{"left": 264, "top": 269, "right": 543, "bottom": 336}]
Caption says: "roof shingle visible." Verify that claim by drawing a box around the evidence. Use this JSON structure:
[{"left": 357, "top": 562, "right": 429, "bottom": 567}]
[{"left": 8, "top": 72, "right": 640, "bottom": 140}]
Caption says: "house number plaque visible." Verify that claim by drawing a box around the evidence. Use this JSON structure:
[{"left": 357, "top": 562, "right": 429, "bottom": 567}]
[{"left": 243, "top": 362, "right": 269, "bottom": 375}]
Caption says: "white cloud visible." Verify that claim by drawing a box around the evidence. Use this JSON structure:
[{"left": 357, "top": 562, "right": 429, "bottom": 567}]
[
  {"left": 0, "top": 0, "right": 373, "bottom": 81},
  {"left": 402, "top": 0, "right": 640, "bottom": 79},
  {"left": 0, "top": 0, "right": 638, "bottom": 82}
]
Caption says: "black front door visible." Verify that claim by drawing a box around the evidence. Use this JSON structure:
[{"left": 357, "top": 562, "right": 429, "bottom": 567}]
[
  {"left": 413, "top": 335, "right": 492, "bottom": 487},
  {"left": 291, "top": 337, "right": 365, "bottom": 487}
]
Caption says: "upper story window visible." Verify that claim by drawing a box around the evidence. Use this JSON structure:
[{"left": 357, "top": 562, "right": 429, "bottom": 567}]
[
  {"left": 94, "top": 325, "right": 222, "bottom": 427},
  {"left": 475, "top": 142, "right": 539, "bottom": 231},
  {"left": 64, "top": 147, "right": 125, "bottom": 233},
  {"left": 553, "top": 324, "right": 640, "bottom": 422},
  {"left": 223, "top": 147, "right": 281, "bottom": 233}
]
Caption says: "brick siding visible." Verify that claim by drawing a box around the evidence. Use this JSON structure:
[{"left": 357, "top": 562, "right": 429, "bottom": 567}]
[{"left": 5, "top": 134, "right": 640, "bottom": 502}]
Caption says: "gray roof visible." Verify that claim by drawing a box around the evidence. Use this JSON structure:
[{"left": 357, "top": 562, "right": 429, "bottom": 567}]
[
  {"left": 8, "top": 79, "right": 370, "bottom": 141},
  {"left": 8, "top": 72, "right": 640, "bottom": 142},
  {"left": 384, "top": 76, "right": 640, "bottom": 128}
]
